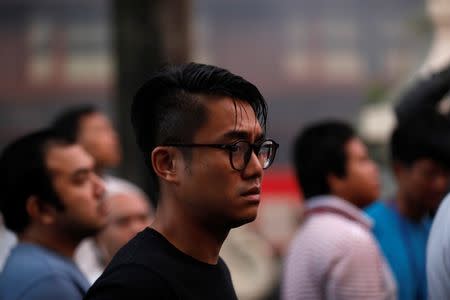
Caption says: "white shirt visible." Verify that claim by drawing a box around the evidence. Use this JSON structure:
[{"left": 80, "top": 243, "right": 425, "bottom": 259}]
[
  {"left": 220, "top": 224, "right": 279, "bottom": 300},
  {"left": 427, "top": 193, "right": 450, "bottom": 300},
  {"left": 0, "top": 214, "right": 17, "bottom": 272},
  {"left": 74, "top": 238, "right": 104, "bottom": 284},
  {"left": 281, "top": 195, "right": 396, "bottom": 300}
]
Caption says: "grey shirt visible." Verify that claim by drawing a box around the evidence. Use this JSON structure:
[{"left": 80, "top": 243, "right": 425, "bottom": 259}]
[{"left": 427, "top": 193, "right": 450, "bottom": 300}]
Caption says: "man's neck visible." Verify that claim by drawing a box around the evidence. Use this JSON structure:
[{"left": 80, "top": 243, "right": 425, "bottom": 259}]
[
  {"left": 331, "top": 191, "right": 364, "bottom": 210},
  {"left": 395, "top": 192, "right": 426, "bottom": 222},
  {"left": 20, "top": 226, "right": 79, "bottom": 258},
  {"left": 151, "top": 209, "right": 228, "bottom": 265}
]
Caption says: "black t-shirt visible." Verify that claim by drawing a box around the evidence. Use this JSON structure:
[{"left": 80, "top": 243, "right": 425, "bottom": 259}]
[{"left": 84, "top": 228, "right": 238, "bottom": 300}]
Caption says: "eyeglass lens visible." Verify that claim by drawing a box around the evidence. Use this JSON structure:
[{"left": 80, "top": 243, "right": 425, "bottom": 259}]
[{"left": 231, "top": 140, "right": 275, "bottom": 170}]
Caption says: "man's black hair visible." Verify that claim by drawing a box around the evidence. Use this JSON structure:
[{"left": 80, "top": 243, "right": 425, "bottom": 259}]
[
  {"left": 390, "top": 112, "right": 450, "bottom": 168},
  {"left": 0, "top": 129, "right": 71, "bottom": 234},
  {"left": 292, "top": 120, "right": 355, "bottom": 200},
  {"left": 131, "top": 62, "right": 268, "bottom": 203},
  {"left": 51, "top": 105, "right": 99, "bottom": 142}
]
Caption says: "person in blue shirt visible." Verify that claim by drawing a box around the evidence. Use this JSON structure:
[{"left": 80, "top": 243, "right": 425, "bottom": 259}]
[
  {"left": 0, "top": 129, "right": 107, "bottom": 300},
  {"left": 366, "top": 112, "right": 450, "bottom": 300},
  {"left": 367, "top": 63, "right": 450, "bottom": 300}
]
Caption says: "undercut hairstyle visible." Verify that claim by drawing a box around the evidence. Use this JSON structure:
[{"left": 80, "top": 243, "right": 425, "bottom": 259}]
[
  {"left": 51, "top": 105, "right": 99, "bottom": 142},
  {"left": 131, "top": 62, "right": 268, "bottom": 203},
  {"left": 390, "top": 112, "right": 450, "bottom": 168},
  {"left": 0, "top": 129, "right": 71, "bottom": 234},
  {"left": 292, "top": 120, "right": 355, "bottom": 200}
]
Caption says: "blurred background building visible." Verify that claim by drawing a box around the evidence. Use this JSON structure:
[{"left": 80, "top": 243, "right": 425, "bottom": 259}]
[{"left": 0, "top": 0, "right": 431, "bottom": 179}]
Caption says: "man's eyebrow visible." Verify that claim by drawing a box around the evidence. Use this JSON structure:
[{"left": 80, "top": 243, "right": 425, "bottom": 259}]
[
  {"left": 71, "top": 168, "right": 91, "bottom": 178},
  {"left": 223, "top": 130, "right": 265, "bottom": 142},
  {"left": 223, "top": 130, "right": 250, "bottom": 140}
]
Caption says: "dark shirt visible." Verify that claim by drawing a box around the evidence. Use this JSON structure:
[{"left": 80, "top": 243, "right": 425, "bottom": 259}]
[{"left": 84, "top": 228, "right": 238, "bottom": 300}]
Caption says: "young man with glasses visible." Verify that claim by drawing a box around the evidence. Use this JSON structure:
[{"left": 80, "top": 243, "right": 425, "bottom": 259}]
[{"left": 84, "top": 62, "right": 278, "bottom": 300}]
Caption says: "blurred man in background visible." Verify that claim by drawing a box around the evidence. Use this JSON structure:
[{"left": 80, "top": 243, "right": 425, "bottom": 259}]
[
  {"left": 52, "top": 105, "right": 154, "bottom": 284},
  {"left": 282, "top": 120, "right": 395, "bottom": 300},
  {"left": 366, "top": 63, "right": 450, "bottom": 300},
  {"left": 51, "top": 105, "right": 132, "bottom": 190},
  {"left": 0, "top": 129, "right": 106, "bottom": 299},
  {"left": 75, "top": 179, "right": 153, "bottom": 284}
]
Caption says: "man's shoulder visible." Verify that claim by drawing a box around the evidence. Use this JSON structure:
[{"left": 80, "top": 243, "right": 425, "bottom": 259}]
[
  {"left": 0, "top": 244, "right": 88, "bottom": 299},
  {"left": 86, "top": 229, "right": 179, "bottom": 299},
  {"left": 293, "top": 213, "right": 375, "bottom": 254},
  {"left": 365, "top": 201, "right": 393, "bottom": 221},
  {"left": 304, "top": 211, "right": 368, "bottom": 235},
  {"left": 0, "top": 273, "right": 86, "bottom": 300},
  {"left": 107, "top": 228, "right": 170, "bottom": 266},
  {"left": 3, "top": 243, "right": 68, "bottom": 276},
  {"left": 85, "top": 263, "right": 176, "bottom": 300},
  {"left": 102, "top": 227, "right": 190, "bottom": 282}
]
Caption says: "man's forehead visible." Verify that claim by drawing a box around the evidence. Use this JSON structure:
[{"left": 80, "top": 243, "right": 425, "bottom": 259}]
[
  {"left": 81, "top": 111, "right": 105, "bottom": 123},
  {"left": 205, "top": 97, "right": 260, "bottom": 125},
  {"left": 80, "top": 112, "right": 112, "bottom": 130},
  {"left": 45, "top": 144, "right": 94, "bottom": 173},
  {"left": 204, "top": 97, "right": 262, "bottom": 134}
]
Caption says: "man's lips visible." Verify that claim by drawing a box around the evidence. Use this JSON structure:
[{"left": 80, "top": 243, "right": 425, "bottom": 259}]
[{"left": 241, "top": 187, "right": 261, "bottom": 201}]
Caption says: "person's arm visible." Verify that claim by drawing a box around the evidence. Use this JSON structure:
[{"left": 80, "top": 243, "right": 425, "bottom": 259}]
[
  {"left": 395, "top": 63, "right": 450, "bottom": 123},
  {"left": 326, "top": 231, "right": 395, "bottom": 300}
]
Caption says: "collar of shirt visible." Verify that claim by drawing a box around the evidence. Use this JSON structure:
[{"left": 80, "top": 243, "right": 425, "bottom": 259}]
[{"left": 305, "top": 195, "right": 374, "bottom": 230}]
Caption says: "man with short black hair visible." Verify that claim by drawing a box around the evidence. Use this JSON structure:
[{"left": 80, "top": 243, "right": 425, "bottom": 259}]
[
  {"left": 0, "top": 129, "right": 106, "bottom": 299},
  {"left": 367, "top": 63, "right": 450, "bottom": 300},
  {"left": 52, "top": 105, "right": 156, "bottom": 282},
  {"left": 52, "top": 106, "right": 122, "bottom": 172},
  {"left": 282, "top": 120, "right": 395, "bottom": 300},
  {"left": 366, "top": 113, "right": 450, "bottom": 300},
  {"left": 84, "top": 62, "right": 279, "bottom": 300}
]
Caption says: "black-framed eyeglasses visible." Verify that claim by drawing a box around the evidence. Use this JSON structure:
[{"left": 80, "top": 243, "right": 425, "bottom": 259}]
[{"left": 163, "top": 139, "right": 279, "bottom": 171}]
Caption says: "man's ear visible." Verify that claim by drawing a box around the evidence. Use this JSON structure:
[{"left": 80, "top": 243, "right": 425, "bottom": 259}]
[
  {"left": 151, "top": 146, "right": 182, "bottom": 184},
  {"left": 392, "top": 161, "right": 403, "bottom": 179},
  {"left": 327, "top": 173, "right": 345, "bottom": 195},
  {"left": 327, "top": 173, "right": 348, "bottom": 199},
  {"left": 26, "top": 196, "right": 56, "bottom": 225}
]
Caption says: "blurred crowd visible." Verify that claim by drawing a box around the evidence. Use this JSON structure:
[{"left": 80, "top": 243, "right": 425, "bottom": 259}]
[{"left": 0, "top": 61, "right": 449, "bottom": 300}]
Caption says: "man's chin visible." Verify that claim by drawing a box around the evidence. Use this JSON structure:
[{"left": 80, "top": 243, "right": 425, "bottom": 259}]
[
  {"left": 76, "top": 224, "right": 105, "bottom": 240},
  {"left": 228, "top": 214, "right": 257, "bottom": 228}
]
